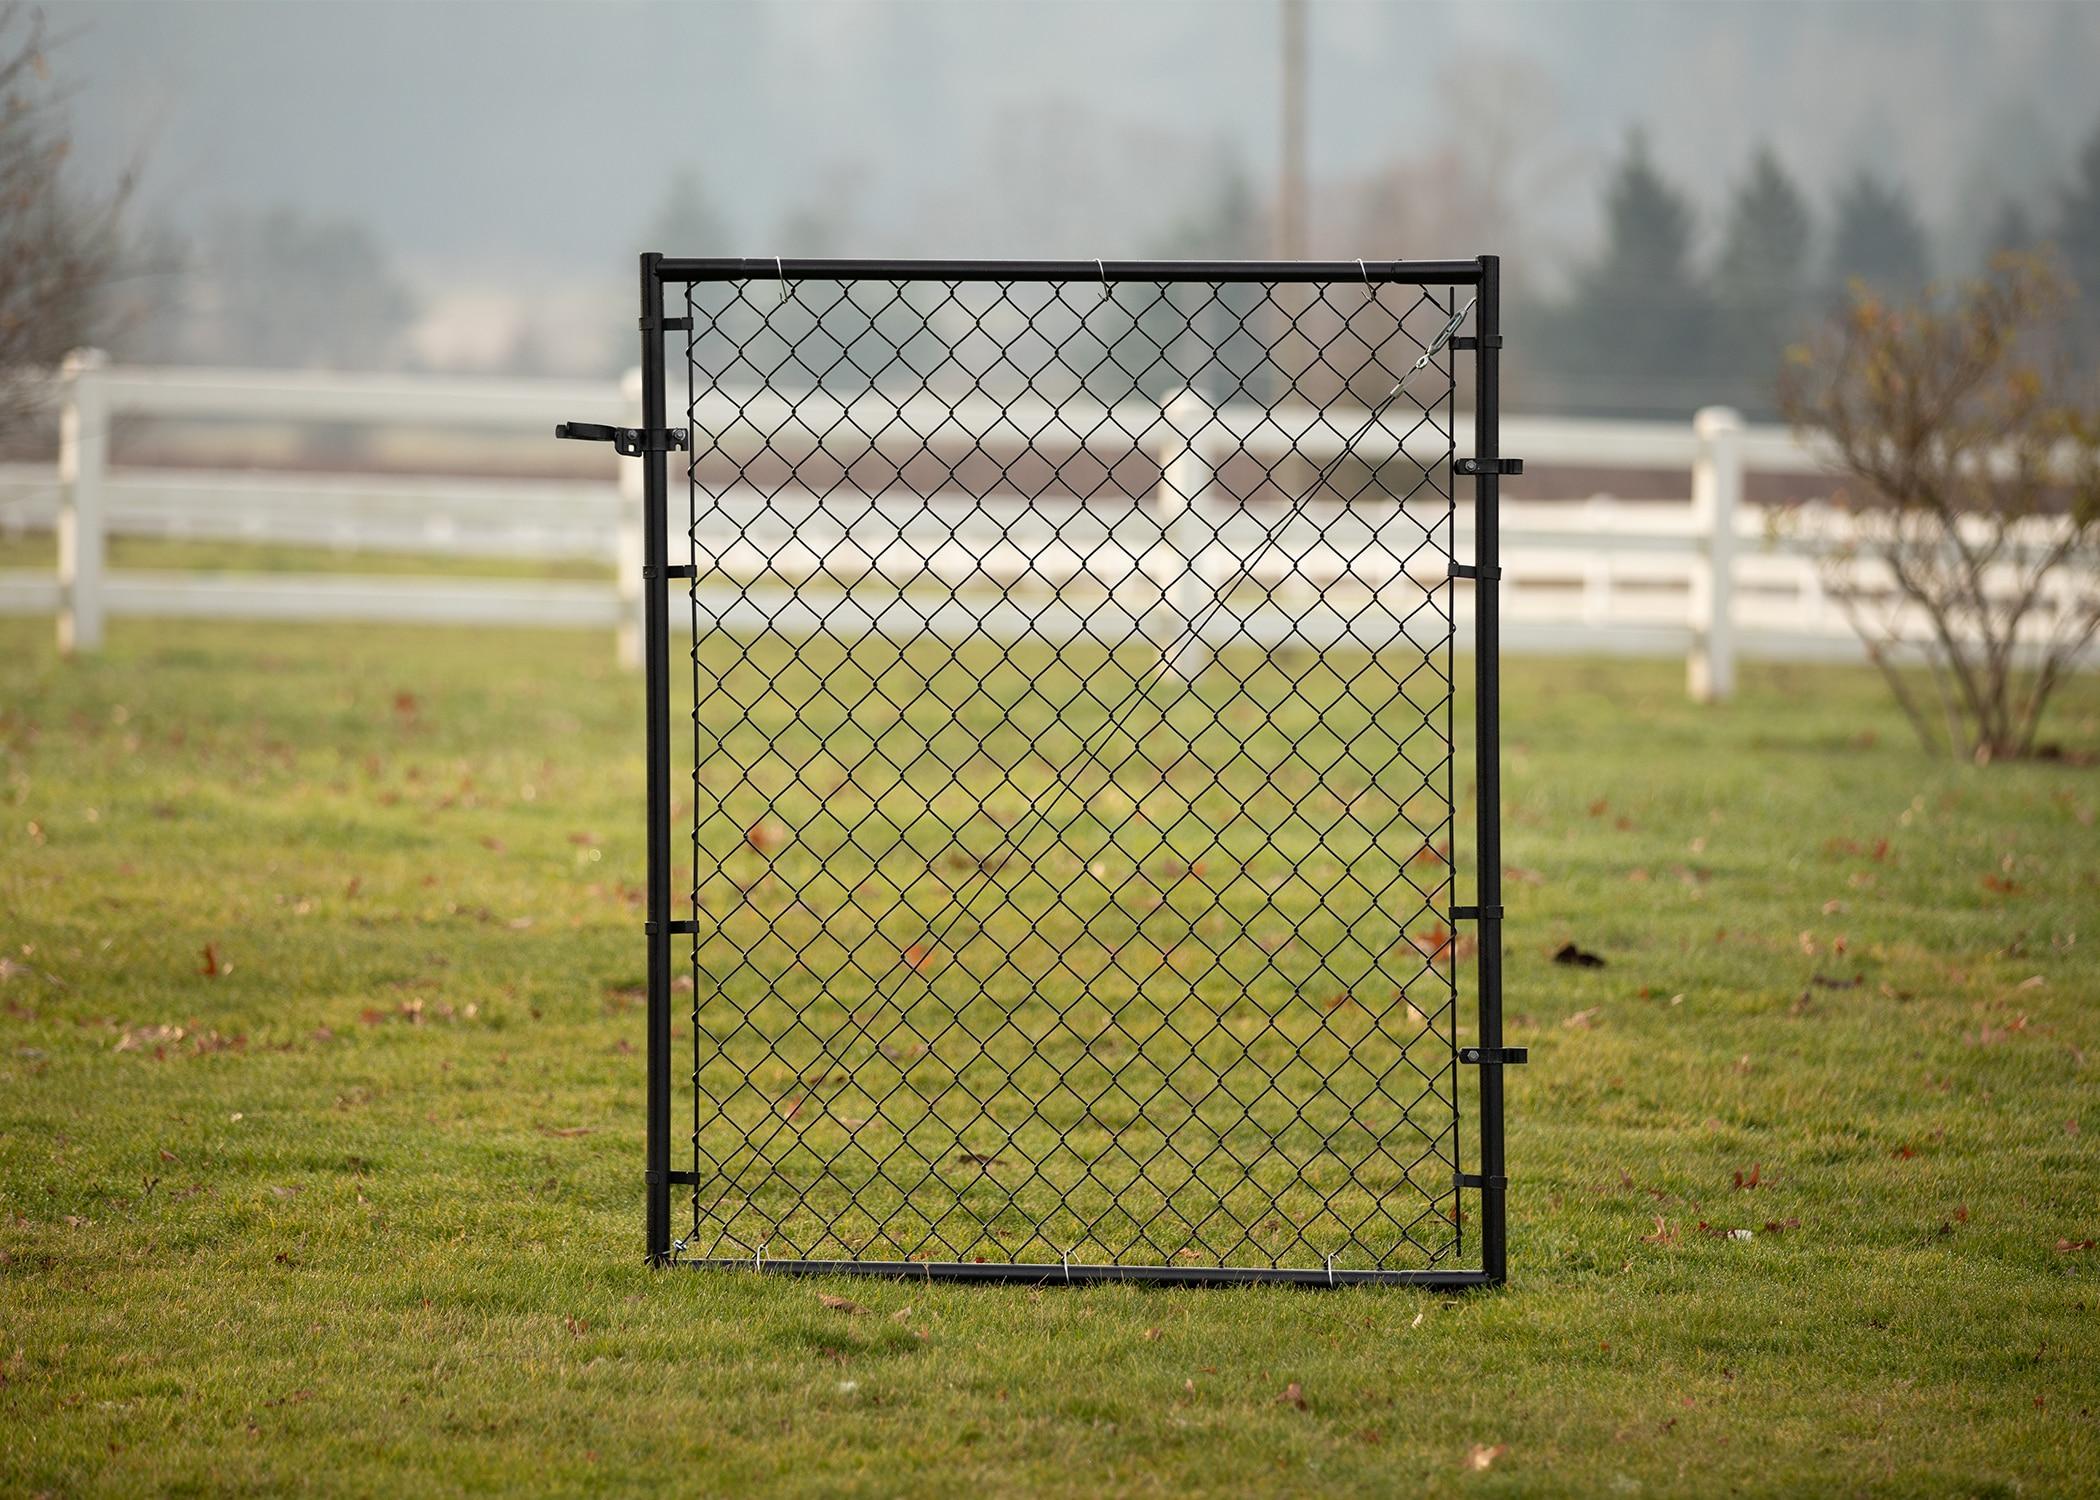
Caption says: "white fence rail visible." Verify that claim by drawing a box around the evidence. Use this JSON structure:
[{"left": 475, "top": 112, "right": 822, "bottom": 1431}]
[{"left": 2, "top": 353, "right": 2075, "bottom": 698}]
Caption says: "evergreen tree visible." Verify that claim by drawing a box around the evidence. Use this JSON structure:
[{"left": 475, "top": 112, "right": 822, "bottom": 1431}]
[
  {"left": 2054, "top": 119, "right": 2100, "bottom": 292},
  {"left": 1548, "top": 130, "right": 1713, "bottom": 415},
  {"left": 1828, "top": 170, "right": 1930, "bottom": 299},
  {"left": 641, "top": 165, "right": 729, "bottom": 255},
  {"left": 1713, "top": 145, "right": 1813, "bottom": 411},
  {"left": 2051, "top": 118, "right": 2100, "bottom": 362},
  {"left": 1982, "top": 197, "right": 2036, "bottom": 268}
]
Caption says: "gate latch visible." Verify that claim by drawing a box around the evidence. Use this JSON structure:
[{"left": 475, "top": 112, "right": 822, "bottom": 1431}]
[
  {"left": 1455, "top": 456, "right": 1524, "bottom": 476},
  {"left": 1459, "top": 1046, "right": 1528, "bottom": 1066},
  {"left": 556, "top": 421, "right": 690, "bottom": 457}
]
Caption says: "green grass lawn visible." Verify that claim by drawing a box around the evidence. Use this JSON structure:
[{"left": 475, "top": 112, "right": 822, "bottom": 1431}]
[{"left": 3, "top": 617, "right": 2097, "bottom": 1496}]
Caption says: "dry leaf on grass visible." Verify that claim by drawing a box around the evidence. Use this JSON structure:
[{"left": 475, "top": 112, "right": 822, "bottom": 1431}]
[
  {"left": 817, "top": 1293, "right": 865, "bottom": 1314},
  {"left": 1468, "top": 1442, "right": 1507, "bottom": 1471}
]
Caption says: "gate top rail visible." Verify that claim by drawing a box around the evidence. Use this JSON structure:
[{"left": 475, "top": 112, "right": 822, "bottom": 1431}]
[{"left": 655, "top": 256, "right": 1489, "bottom": 285}]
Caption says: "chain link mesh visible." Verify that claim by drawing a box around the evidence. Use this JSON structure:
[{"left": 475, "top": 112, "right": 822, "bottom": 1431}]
[{"left": 674, "top": 273, "right": 1467, "bottom": 1275}]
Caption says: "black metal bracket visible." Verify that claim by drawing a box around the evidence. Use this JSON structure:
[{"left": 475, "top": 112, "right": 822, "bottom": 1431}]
[
  {"left": 556, "top": 421, "right": 691, "bottom": 457},
  {"left": 1450, "top": 335, "right": 1503, "bottom": 351},
  {"left": 1454, "top": 1171, "right": 1509, "bottom": 1191},
  {"left": 1447, "top": 562, "right": 1503, "bottom": 582},
  {"left": 645, "top": 919, "right": 698, "bottom": 936},
  {"left": 1459, "top": 1046, "right": 1528, "bottom": 1066},
  {"left": 642, "top": 564, "right": 697, "bottom": 581},
  {"left": 1452, "top": 904, "right": 1504, "bottom": 921},
  {"left": 1455, "top": 456, "right": 1523, "bottom": 476},
  {"left": 640, "top": 315, "right": 694, "bottom": 333}
]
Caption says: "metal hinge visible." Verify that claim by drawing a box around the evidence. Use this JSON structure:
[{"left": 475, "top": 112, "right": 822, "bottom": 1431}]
[
  {"left": 1455, "top": 456, "right": 1524, "bottom": 476},
  {"left": 1459, "top": 1046, "right": 1528, "bottom": 1066},
  {"left": 1449, "top": 335, "right": 1503, "bottom": 351},
  {"left": 555, "top": 421, "right": 691, "bottom": 457},
  {"left": 1452, "top": 904, "right": 1504, "bottom": 921},
  {"left": 1454, "top": 1171, "right": 1510, "bottom": 1191},
  {"left": 1447, "top": 562, "right": 1503, "bottom": 582}
]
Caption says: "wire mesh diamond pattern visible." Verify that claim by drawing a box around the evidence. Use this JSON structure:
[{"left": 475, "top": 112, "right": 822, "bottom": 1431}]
[{"left": 674, "top": 272, "right": 1467, "bottom": 1277}]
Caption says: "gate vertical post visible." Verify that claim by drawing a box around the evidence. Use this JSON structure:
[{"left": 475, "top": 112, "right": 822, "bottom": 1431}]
[
  {"left": 638, "top": 254, "right": 674, "bottom": 1264},
  {"left": 1470, "top": 255, "right": 1509, "bottom": 1285}
]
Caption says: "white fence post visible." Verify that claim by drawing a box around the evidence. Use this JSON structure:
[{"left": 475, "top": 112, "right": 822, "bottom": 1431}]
[
  {"left": 1688, "top": 405, "right": 1742, "bottom": 702},
  {"left": 1153, "top": 389, "right": 1217, "bottom": 678},
  {"left": 616, "top": 367, "right": 645, "bottom": 671},
  {"left": 56, "top": 348, "right": 109, "bottom": 655}
]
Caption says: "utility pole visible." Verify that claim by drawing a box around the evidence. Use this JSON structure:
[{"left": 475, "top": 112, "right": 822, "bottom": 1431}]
[{"left": 1279, "top": 0, "right": 1307, "bottom": 259}]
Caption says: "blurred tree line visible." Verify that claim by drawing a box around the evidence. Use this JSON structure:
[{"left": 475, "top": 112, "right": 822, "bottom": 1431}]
[
  {"left": 9, "top": 0, "right": 2100, "bottom": 418},
  {"left": 1531, "top": 125, "right": 2100, "bottom": 418}
]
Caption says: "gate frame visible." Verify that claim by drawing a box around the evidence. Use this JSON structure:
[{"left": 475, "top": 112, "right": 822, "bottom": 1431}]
[{"left": 628, "top": 253, "right": 1513, "bottom": 1288}]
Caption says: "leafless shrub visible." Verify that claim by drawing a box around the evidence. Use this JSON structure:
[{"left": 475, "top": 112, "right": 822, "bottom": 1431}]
[
  {"left": 0, "top": 1, "right": 134, "bottom": 442},
  {"left": 1779, "top": 254, "right": 2100, "bottom": 761}
]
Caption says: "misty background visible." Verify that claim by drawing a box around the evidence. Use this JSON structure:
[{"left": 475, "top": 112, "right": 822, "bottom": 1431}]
[{"left": 41, "top": 0, "right": 2100, "bottom": 416}]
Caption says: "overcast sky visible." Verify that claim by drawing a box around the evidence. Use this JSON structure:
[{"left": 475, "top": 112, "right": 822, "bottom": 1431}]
[{"left": 46, "top": 0, "right": 2100, "bottom": 366}]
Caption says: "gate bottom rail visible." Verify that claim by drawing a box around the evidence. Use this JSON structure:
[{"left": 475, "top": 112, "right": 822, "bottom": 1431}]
[{"left": 672, "top": 1257, "right": 1500, "bottom": 1289}]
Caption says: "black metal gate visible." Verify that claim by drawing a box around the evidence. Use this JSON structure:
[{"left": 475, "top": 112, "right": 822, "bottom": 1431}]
[{"left": 596, "top": 255, "right": 1515, "bottom": 1287}]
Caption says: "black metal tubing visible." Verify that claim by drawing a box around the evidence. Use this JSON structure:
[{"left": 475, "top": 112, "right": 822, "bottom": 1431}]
[
  {"left": 655, "top": 256, "right": 1486, "bottom": 286},
  {"left": 638, "top": 252, "right": 1511, "bottom": 1288},
  {"left": 640, "top": 253, "right": 674, "bottom": 1265},
  {"left": 676, "top": 1259, "right": 1497, "bottom": 1290},
  {"left": 1468, "top": 255, "right": 1509, "bottom": 1286}
]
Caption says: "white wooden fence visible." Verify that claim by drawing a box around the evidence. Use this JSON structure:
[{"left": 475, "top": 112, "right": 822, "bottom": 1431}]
[{"left": 0, "top": 352, "right": 2063, "bottom": 700}]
